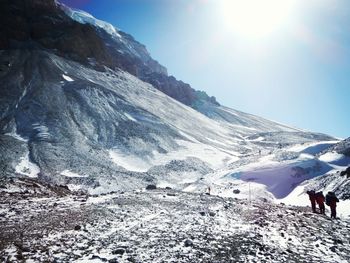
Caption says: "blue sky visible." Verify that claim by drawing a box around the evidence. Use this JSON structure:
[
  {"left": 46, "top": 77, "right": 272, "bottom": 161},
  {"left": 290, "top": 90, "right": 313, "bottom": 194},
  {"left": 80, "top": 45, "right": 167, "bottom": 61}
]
[{"left": 60, "top": 0, "right": 349, "bottom": 138}]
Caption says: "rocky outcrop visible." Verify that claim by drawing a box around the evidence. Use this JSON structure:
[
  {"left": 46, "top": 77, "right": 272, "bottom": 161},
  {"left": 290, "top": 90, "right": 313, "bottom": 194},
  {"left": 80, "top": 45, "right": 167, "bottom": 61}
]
[
  {"left": 319, "top": 137, "right": 350, "bottom": 157},
  {"left": 141, "top": 72, "right": 219, "bottom": 107},
  {"left": 0, "top": 0, "right": 112, "bottom": 67}
]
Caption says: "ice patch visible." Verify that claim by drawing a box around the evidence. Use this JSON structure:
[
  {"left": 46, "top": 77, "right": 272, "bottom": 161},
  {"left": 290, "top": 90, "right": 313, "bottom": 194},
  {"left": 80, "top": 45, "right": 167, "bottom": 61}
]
[
  {"left": 15, "top": 153, "right": 40, "bottom": 178},
  {"left": 62, "top": 74, "right": 74, "bottom": 82}
]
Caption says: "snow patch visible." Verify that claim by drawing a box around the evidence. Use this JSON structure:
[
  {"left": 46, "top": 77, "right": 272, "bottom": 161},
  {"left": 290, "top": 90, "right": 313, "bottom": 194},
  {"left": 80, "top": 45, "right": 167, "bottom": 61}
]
[
  {"left": 61, "top": 5, "right": 122, "bottom": 39},
  {"left": 32, "top": 123, "right": 50, "bottom": 139},
  {"left": 109, "top": 139, "right": 239, "bottom": 173},
  {"left": 108, "top": 150, "right": 150, "bottom": 172},
  {"left": 5, "top": 131, "right": 28, "bottom": 142},
  {"left": 319, "top": 152, "right": 345, "bottom": 163},
  {"left": 62, "top": 74, "right": 74, "bottom": 82},
  {"left": 287, "top": 141, "right": 337, "bottom": 155},
  {"left": 15, "top": 153, "right": 40, "bottom": 178},
  {"left": 67, "top": 184, "right": 84, "bottom": 192},
  {"left": 229, "top": 159, "right": 332, "bottom": 199},
  {"left": 61, "top": 170, "right": 88, "bottom": 178},
  {"left": 124, "top": 113, "right": 137, "bottom": 122}
]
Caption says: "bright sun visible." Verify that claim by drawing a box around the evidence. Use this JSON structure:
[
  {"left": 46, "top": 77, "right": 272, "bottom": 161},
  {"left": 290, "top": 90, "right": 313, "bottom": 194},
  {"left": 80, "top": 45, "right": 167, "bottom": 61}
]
[{"left": 220, "top": 0, "right": 296, "bottom": 38}]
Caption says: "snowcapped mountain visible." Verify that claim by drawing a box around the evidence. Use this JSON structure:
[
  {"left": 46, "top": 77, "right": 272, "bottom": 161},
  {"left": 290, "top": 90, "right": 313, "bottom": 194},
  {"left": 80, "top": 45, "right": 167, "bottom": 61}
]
[
  {"left": 0, "top": 0, "right": 346, "bottom": 201},
  {"left": 1, "top": 1, "right": 350, "bottom": 262}
]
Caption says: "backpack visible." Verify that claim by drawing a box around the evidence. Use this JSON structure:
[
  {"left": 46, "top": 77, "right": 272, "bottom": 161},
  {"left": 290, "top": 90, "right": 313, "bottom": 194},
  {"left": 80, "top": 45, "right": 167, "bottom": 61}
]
[{"left": 325, "top": 192, "right": 333, "bottom": 206}]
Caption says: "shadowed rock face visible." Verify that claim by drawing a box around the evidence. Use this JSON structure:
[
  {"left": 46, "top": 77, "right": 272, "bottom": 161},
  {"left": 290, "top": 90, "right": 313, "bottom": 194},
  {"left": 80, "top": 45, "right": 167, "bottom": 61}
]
[
  {"left": 0, "top": 0, "right": 218, "bottom": 108},
  {"left": 0, "top": 0, "right": 111, "bottom": 65},
  {"left": 141, "top": 72, "right": 219, "bottom": 107}
]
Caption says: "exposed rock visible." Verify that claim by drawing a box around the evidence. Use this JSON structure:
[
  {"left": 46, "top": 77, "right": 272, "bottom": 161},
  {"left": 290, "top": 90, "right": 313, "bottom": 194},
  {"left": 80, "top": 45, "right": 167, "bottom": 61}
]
[
  {"left": 146, "top": 185, "right": 157, "bottom": 190},
  {"left": 209, "top": 212, "right": 216, "bottom": 217},
  {"left": 112, "top": 248, "right": 125, "bottom": 255},
  {"left": 184, "top": 239, "right": 193, "bottom": 247}
]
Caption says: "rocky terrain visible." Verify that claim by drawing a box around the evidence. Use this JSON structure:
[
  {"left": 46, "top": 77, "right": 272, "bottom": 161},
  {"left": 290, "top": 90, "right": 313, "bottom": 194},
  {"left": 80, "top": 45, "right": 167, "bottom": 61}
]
[{"left": 1, "top": 178, "right": 349, "bottom": 263}]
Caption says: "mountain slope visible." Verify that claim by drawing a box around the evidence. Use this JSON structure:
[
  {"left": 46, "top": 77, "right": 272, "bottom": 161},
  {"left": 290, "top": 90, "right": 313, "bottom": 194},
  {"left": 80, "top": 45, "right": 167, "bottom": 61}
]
[{"left": 0, "top": 0, "right": 336, "bottom": 195}]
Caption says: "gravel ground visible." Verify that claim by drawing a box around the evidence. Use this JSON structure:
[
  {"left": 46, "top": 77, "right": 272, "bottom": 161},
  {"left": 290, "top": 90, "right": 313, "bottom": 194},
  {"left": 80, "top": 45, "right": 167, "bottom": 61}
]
[{"left": 1, "top": 179, "right": 349, "bottom": 263}]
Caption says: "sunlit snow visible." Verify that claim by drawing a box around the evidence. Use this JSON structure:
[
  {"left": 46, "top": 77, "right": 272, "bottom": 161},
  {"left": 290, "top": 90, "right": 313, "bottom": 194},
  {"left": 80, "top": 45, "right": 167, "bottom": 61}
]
[
  {"left": 15, "top": 153, "right": 40, "bottom": 178},
  {"left": 62, "top": 74, "right": 74, "bottom": 82}
]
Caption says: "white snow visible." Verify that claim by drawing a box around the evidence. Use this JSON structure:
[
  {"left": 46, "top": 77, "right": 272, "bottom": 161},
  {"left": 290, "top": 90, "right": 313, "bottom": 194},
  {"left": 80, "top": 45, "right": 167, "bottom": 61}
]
[
  {"left": 109, "top": 139, "right": 239, "bottom": 173},
  {"left": 62, "top": 74, "right": 74, "bottom": 82},
  {"left": 4, "top": 123, "right": 28, "bottom": 142},
  {"left": 249, "top": 136, "right": 265, "bottom": 142},
  {"left": 61, "top": 170, "right": 88, "bottom": 178},
  {"left": 337, "top": 200, "right": 350, "bottom": 219},
  {"left": 108, "top": 149, "right": 150, "bottom": 172},
  {"left": 287, "top": 141, "right": 338, "bottom": 155},
  {"left": 5, "top": 131, "right": 28, "bottom": 142},
  {"left": 15, "top": 153, "right": 40, "bottom": 178},
  {"left": 61, "top": 5, "right": 122, "bottom": 39},
  {"left": 319, "top": 152, "right": 345, "bottom": 163},
  {"left": 67, "top": 184, "right": 84, "bottom": 192},
  {"left": 32, "top": 123, "right": 50, "bottom": 139},
  {"left": 124, "top": 113, "right": 137, "bottom": 122}
]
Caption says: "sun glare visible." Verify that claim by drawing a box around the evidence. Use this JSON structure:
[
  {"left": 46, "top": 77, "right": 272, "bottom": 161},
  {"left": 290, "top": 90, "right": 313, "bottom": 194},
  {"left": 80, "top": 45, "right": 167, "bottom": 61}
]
[{"left": 220, "top": 0, "right": 296, "bottom": 38}]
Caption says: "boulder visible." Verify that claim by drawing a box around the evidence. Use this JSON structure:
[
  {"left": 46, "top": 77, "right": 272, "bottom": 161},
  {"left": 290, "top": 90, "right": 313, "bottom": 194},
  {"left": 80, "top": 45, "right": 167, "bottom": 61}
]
[
  {"left": 184, "top": 239, "right": 193, "bottom": 247},
  {"left": 112, "top": 248, "right": 125, "bottom": 255},
  {"left": 146, "top": 185, "right": 157, "bottom": 190}
]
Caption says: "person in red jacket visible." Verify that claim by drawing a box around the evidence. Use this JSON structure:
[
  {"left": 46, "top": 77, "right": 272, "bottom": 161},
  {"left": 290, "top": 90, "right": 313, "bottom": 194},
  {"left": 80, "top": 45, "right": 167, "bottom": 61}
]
[
  {"left": 326, "top": 192, "right": 339, "bottom": 219},
  {"left": 306, "top": 190, "right": 316, "bottom": 213},
  {"left": 315, "top": 191, "right": 325, "bottom": 214}
]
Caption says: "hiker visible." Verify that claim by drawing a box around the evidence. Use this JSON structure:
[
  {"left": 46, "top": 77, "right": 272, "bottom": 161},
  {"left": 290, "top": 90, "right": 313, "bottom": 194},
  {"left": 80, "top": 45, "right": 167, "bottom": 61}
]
[
  {"left": 306, "top": 190, "right": 316, "bottom": 213},
  {"left": 315, "top": 191, "right": 325, "bottom": 214},
  {"left": 340, "top": 167, "right": 350, "bottom": 178},
  {"left": 207, "top": 186, "right": 211, "bottom": 195},
  {"left": 326, "top": 192, "right": 339, "bottom": 219}
]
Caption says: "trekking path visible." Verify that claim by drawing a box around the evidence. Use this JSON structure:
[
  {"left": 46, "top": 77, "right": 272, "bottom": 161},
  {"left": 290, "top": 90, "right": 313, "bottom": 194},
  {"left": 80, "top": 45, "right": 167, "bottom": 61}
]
[{"left": 1, "top": 187, "right": 349, "bottom": 263}]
